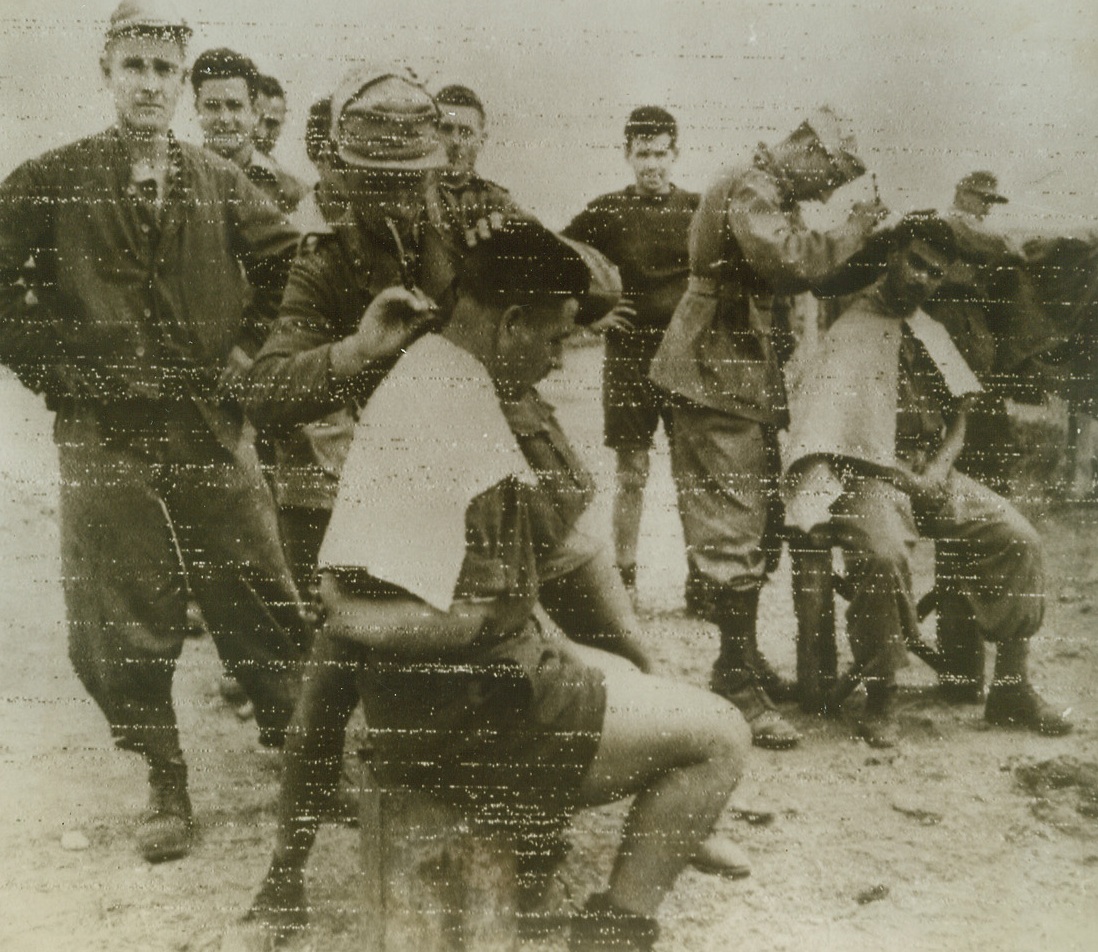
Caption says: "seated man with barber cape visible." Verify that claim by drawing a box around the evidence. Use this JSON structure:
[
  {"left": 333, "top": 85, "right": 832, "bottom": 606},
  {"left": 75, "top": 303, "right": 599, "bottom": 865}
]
[
  {"left": 261, "top": 220, "right": 751, "bottom": 952},
  {"left": 784, "top": 213, "right": 1072, "bottom": 749}
]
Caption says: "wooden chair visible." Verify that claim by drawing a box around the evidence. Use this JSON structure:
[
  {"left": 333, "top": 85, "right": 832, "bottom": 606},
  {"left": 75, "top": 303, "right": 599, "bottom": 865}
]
[{"left": 788, "top": 526, "right": 945, "bottom": 716}]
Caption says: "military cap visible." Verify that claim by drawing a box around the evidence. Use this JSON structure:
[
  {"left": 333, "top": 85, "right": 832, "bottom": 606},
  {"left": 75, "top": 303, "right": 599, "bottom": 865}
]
[
  {"left": 330, "top": 65, "right": 446, "bottom": 170},
  {"left": 106, "top": 0, "right": 192, "bottom": 41},
  {"left": 956, "top": 170, "right": 1008, "bottom": 204},
  {"left": 802, "top": 105, "right": 866, "bottom": 184}
]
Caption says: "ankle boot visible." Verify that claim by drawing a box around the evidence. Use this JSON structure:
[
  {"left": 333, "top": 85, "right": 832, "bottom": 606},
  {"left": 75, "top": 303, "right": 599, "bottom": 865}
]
[
  {"left": 985, "top": 640, "right": 1072, "bottom": 736},
  {"left": 569, "top": 893, "right": 659, "bottom": 951},
  {"left": 136, "top": 756, "right": 193, "bottom": 863},
  {"left": 857, "top": 680, "right": 899, "bottom": 749},
  {"left": 711, "top": 589, "right": 801, "bottom": 750}
]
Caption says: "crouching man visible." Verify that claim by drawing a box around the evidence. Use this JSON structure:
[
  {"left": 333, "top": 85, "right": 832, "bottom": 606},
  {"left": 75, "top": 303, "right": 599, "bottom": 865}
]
[
  {"left": 256, "top": 220, "right": 749, "bottom": 950},
  {"left": 784, "top": 213, "right": 1072, "bottom": 748}
]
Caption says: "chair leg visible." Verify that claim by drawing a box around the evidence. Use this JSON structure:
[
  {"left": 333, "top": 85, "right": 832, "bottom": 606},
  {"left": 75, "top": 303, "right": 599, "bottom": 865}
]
[{"left": 791, "top": 536, "right": 838, "bottom": 714}]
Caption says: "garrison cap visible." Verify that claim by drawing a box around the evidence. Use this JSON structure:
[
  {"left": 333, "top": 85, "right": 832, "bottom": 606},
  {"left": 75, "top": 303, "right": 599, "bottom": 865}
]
[
  {"left": 957, "top": 170, "right": 1008, "bottom": 204},
  {"left": 330, "top": 65, "right": 446, "bottom": 170},
  {"left": 801, "top": 105, "right": 866, "bottom": 184},
  {"left": 106, "top": 0, "right": 192, "bottom": 42}
]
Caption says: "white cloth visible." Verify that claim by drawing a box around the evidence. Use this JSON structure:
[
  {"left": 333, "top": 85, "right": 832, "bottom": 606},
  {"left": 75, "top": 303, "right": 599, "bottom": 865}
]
[
  {"left": 318, "top": 334, "right": 535, "bottom": 611},
  {"left": 782, "top": 292, "right": 982, "bottom": 533}
]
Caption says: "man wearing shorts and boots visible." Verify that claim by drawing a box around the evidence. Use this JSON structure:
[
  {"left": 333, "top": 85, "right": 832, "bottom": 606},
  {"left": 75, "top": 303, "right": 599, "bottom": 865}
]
[{"left": 564, "top": 107, "right": 699, "bottom": 602}]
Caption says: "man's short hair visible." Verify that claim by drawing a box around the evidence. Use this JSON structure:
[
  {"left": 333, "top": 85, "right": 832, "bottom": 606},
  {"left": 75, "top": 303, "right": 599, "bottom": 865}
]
[
  {"left": 256, "top": 74, "right": 285, "bottom": 101},
  {"left": 624, "top": 106, "right": 678, "bottom": 150},
  {"left": 435, "top": 84, "right": 485, "bottom": 121},
  {"left": 304, "top": 97, "right": 333, "bottom": 166},
  {"left": 191, "top": 48, "right": 260, "bottom": 101},
  {"left": 889, "top": 211, "right": 959, "bottom": 262},
  {"left": 458, "top": 218, "right": 589, "bottom": 307}
]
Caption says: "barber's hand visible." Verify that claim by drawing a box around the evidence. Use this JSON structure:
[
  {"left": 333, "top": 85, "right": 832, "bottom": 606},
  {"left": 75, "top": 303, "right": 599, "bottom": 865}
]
[
  {"left": 590, "top": 299, "right": 638, "bottom": 334},
  {"left": 360, "top": 285, "right": 440, "bottom": 350},
  {"left": 850, "top": 197, "right": 890, "bottom": 230},
  {"left": 333, "top": 287, "right": 439, "bottom": 376},
  {"left": 446, "top": 187, "right": 508, "bottom": 247}
]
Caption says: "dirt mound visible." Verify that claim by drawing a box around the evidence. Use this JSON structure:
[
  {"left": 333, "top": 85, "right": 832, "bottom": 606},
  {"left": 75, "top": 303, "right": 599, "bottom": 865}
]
[{"left": 1014, "top": 755, "right": 1098, "bottom": 835}]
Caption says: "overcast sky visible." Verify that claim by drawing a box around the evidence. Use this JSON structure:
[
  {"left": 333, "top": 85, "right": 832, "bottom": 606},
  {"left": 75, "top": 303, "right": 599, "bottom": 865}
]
[{"left": 1, "top": 0, "right": 1096, "bottom": 234}]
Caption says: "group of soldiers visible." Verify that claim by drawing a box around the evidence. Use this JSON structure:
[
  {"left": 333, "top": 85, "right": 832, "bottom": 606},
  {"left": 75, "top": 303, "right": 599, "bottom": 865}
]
[{"left": 0, "top": 1, "right": 1078, "bottom": 949}]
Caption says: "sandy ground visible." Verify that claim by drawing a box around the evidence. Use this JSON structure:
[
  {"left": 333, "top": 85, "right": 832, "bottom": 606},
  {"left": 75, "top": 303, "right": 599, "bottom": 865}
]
[{"left": 1, "top": 344, "right": 1096, "bottom": 952}]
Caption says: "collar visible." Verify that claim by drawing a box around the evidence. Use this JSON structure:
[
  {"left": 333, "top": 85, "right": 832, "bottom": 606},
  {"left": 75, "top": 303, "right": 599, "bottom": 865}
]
[
  {"left": 111, "top": 127, "right": 184, "bottom": 204},
  {"left": 625, "top": 182, "right": 678, "bottom": 201}
]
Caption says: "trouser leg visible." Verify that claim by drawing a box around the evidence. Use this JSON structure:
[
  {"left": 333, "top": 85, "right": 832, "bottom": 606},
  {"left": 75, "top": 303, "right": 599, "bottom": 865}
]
[
  {"left": 668, "top": 404, "right": 778, "bottom": 593},
  {"left": 828, "top": 478, "right": 917, "bottom": 747},
  {"left": 277, "top": 505, "right": 331, "bottom": 619},
  {"left": 165, "top": 419, "right": 308, "bottom": 746},
  {"left": 924, "top": 472, "right": 1044, "bottom": 649},
  {"left": 922, "top": 473, "right": 1070, "bottom": 734},
  {"left": 668, "top": 404, "right": 797, "bottom": 746},
  {"left": 936, "top": 544, "right": 987, "bottom": 702},
  {"left": 57, "top": 420, "right": 188, "bottom": 765},
  {"left": 829, "top": 477, "right": 920, "bottom": 683}
]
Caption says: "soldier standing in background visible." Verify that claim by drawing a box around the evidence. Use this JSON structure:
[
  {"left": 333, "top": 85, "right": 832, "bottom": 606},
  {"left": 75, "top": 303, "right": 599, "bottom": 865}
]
[
  {"left": 191, "top": 47, "right": 306, "bottom": 214},
  {"left": 563, "top": 107, "right": 699, "bottom": 604}
]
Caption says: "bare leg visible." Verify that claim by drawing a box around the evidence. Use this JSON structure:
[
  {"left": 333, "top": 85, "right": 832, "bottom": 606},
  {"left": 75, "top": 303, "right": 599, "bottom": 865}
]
[
  {"left": 1070, "top": 409, "right": 1098, "bottom": 500},
  {"left": 613, "top": 449, "right": 650, "bottom": 581},
  {"left": 574, "top": 659, "right": 749, "bottom": 916}
]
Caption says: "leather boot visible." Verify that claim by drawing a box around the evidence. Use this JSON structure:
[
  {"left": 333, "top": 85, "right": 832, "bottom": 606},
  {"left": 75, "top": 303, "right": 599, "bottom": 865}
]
[
  {"left": 857, "top": 679, "right": 899, "bottom": 749},
  {"left": 683, "top": 558, "right": 709, "bottom": 619},
  {"left": 711, "top": 588, "right": 801, "bottom": 750},
  {"left": 936, "top": 571, "right": 986, "bottom": 704},
  {"left": 985, "top": 640, "right": 1072, "bottom": 736},
  {"left": 136, "top": 756, "right": 193, "bottom": 863},
  {"left": 569, "top": 893, "right": 659, "bottom": 951}
]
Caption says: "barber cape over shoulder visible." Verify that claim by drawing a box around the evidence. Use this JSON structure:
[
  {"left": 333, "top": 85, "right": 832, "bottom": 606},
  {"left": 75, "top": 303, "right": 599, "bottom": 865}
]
[
  {"left": 318, "top": 334, "right": 536, "bottom": 610},
  {"left": 783, "top": 292, "right": 981, "bottom": 532}
]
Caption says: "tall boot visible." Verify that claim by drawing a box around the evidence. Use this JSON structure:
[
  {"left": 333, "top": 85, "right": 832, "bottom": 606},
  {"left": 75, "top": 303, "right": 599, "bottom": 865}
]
[
  {"left": 569, "top": 893, "right": 659, "bottom": 951},
  {"left": 136, "top": 755, "right": 193, "bottom": 863},
  {"left": 710, "top": 588, "right": 801, "bottom": 750},
  {"left": 936, "top": 567, "right": 986, "bottom": 704},
  {"left": 984, "top": 640, "right": 1072, "bottom": 735},
  {"left": 857, "top": 678, "right": 899, "bottom": 749},
  {"left": 683, "top": 557, "right": 709, "bottom": 619}
]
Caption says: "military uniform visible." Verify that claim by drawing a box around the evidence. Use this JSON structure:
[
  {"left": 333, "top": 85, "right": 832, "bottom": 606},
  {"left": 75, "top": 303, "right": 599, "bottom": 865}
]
[
  {"left": 650, "top": 148, "right": 874, "bottom": 599},
  {"left": 0, "top": 128, "right": 307, "bottom": 763}
]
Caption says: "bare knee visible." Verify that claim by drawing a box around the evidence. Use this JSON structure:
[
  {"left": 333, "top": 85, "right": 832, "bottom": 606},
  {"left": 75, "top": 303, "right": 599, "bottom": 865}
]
[
  {"left": 616, "top": 449, "right": 651, "bottom": 490},
  {"left": 701, "top": 693, "right": 751, "bottom": 783}
]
